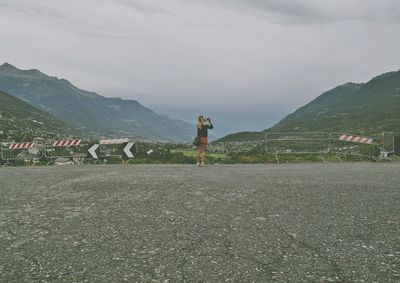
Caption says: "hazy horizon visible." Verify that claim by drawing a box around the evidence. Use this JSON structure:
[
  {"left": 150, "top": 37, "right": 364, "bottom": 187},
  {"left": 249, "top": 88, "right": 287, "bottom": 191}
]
[{"left": 2, "top": 0, "right": 400, "bottom": 136}]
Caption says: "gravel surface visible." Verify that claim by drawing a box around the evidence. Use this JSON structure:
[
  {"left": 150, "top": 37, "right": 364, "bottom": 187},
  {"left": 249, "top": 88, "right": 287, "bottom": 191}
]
[{"left": 0, "top": 163, "right": 399, "bottom": 282}]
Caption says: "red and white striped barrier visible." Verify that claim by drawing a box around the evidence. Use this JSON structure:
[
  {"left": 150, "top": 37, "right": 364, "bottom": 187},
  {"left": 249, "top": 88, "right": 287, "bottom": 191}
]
[
  {"left": 339, "top": 134, "right": 373, "bottom": 144},
  {"left": 8, "top": 142, "right": 36, "bottom": 149},
  {"left": 52, "top": 140, "right": 81, "bottom": 147},
  {"left": 100, "top": 138, "right": 129, "bottom": 145}
]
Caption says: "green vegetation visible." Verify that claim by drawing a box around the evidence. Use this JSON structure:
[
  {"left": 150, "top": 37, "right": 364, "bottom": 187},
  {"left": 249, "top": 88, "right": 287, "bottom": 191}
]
[
  {"left": 0, "top": 90, "right": 77, "bottom": 141},
  {"left": 216, "top": 131, "right": 265, "bottom": 142}
]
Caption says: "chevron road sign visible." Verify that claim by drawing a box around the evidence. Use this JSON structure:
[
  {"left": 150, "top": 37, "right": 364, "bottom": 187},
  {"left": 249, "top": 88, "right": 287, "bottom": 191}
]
[
  {"left": 88, "top": 139, "right": 135, "bottom": 160},
  {"left": 88, "top": 144, "right": 100, "bottom": 159},
  {"left": 123, "top": 142, "right": 135, "bottom": 159}
]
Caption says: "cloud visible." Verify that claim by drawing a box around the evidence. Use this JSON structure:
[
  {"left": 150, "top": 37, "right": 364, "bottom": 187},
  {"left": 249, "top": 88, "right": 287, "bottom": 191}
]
[
  {"left": 194, "top": 0, "right": 400, "bottom": 25},
  {"left": 0, "top": 0, "right": 169, "bottom": 16},
  {"left": 0, "top": 0, "right": 66, "bottom": 18},
  {"left": 114, "top": 0, "right": 170, "bottom": 15},
  {"left": 1, "top": 0, "right": 400, "bottom": 135}
]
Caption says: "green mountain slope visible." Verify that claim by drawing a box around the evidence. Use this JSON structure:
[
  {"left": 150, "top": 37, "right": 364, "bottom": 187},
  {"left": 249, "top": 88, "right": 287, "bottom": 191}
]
[
  {"left": 0, "top": 90, "right": 76, "bottom": 141},
  {"left": 218, "top": 69, "right": 400, "bottom": 142},
  {"left": 0, "top": 63, "right": 194, "bottom": 142}
]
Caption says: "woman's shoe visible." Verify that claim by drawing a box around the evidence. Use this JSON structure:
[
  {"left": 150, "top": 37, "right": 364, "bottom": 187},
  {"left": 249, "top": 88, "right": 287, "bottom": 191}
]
[
  {"left": 196, "top": 162, "right": 200, "bottom": 166},
  {"left": 200, "top": 162, "right": 205, "bottom": 166}
]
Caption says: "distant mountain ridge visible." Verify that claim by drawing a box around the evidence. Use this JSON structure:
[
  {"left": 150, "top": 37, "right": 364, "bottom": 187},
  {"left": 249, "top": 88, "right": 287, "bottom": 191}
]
[
  {"left": 218, "top": 69, "right": 400, "bottom": 142},
  {"left": 0, "top": 63, "right": 194, "bottom": 142},
  {"left": 0, "top": 90, "right": 76, "bottom": 141}
]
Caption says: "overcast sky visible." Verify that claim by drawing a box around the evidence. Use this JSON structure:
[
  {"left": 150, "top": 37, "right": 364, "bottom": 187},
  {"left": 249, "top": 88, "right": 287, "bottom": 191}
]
[{"left": 1, "top": 0, "right": 400, "bottom": 136}]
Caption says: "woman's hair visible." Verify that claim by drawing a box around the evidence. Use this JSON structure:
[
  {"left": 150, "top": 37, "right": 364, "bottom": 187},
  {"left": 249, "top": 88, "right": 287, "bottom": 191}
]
[{"left": 197, "top": 115, "right": 205, "bottom": 129}]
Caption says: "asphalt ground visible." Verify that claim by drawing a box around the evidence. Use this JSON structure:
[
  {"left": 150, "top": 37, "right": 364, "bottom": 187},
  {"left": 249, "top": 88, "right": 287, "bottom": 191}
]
[{"left": 0, "top": 163, "right": 399, "bottom": 282}]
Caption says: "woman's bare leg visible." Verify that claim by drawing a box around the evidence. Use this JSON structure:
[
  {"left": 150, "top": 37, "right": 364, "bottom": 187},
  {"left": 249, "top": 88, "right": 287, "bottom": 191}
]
[
  {"left": 197, "top": 145, "right": 201, "bottom": 163},
  {"left": 201, "top": 144, "right": 207, "bottom": 163}
]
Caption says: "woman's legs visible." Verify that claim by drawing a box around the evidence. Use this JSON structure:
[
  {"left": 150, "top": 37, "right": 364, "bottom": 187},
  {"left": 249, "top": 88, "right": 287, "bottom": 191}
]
[{"left": 197, "top": 137, "right": 208, "bottom": 165}]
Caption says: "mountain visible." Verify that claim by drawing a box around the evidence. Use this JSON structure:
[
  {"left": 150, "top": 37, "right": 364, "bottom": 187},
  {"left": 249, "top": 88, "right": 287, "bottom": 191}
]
[
  {"left": 0, "top": 63, "right": 194, "bottom": 142},
  {"left": 218, "top": 69, "right": 400, "bottom": 142},
  {"left": 0, "top": 90, "right": 76, "bottom": 141}
]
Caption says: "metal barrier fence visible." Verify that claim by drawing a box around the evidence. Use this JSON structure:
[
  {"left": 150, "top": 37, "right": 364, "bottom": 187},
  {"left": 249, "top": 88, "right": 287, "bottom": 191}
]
[
  {"left": 43, "top": 140, "right": 90, "bottom": 165},
  {"left": 265, "top": 132, "right": 398, "bottom": 163},
  {"left": 1, "top": 142, "right": 42, "bottom": 167},
  {"left": 378, "top": 132, "right": 400, "bottom": 161},
  {"left": 329, "top": 132, "right": 379, "bottom": 161},
  {"left": 265, "top": 132, "right": 331, "bottom": 155},
  {"left": 0, "top": 138, "right": 136, "bottom": 166}
]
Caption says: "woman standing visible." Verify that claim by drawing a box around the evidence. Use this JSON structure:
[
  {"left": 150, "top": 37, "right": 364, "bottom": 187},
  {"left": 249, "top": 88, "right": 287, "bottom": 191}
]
[{"left": 196, "top": 115, "right": 214, "bottom": 166}]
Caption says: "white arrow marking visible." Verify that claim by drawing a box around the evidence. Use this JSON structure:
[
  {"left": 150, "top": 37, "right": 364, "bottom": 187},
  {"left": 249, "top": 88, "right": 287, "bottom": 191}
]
[
  {"left": 88, "top": 144, "right": 99, "bottom": 159},
  {"left": 123, "top": 142, "right": 135, "bottom": 158}
]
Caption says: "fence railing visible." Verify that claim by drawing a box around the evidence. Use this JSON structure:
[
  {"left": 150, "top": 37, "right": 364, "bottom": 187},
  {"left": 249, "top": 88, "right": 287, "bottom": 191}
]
[
  {"left": 265, "top": 132, "right": 399, "bottom": 163},
  {"left": 1, "top": 142, "right": 42, "bottom": 167},
  {"left": 265, "top": 132, "right": 331, "bottom": 155},
  {"left": 0, "top": 138, "right": 136, "bottom": 167}
]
